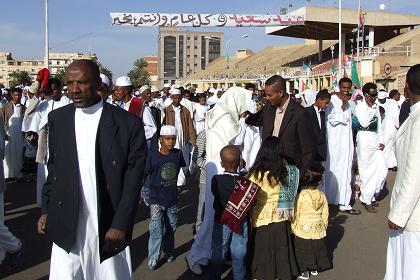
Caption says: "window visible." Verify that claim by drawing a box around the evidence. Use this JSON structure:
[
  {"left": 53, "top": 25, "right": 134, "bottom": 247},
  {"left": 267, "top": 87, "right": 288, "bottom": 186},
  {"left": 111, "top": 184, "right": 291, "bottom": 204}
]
[
  {"left": 163, "top": 36, "right": 176, "bottom": 77},
  {"left": 194, "top": 46, "right": 198, "bottom": 49}
]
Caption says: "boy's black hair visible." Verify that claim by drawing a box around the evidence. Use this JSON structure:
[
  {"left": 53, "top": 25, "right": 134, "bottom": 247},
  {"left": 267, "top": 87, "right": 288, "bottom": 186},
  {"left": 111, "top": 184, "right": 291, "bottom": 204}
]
[
  {"left": 302, "top": 162, "right": 324, "bottom": 187},
  {"left": 248, "top": 136, "right": 287, "bottom": 185}
]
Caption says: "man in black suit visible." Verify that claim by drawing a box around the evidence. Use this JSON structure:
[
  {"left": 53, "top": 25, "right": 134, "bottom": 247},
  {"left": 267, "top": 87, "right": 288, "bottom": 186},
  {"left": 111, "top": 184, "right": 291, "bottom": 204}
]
[
  {"left": 37, "top": 60, "right": 147, "bottom": 279},
  {"left": 306, "top": 89, "right": 331, "bottom": 162},
  {"left": 242, "top": 75, "right": 316, "bottom": 173}
]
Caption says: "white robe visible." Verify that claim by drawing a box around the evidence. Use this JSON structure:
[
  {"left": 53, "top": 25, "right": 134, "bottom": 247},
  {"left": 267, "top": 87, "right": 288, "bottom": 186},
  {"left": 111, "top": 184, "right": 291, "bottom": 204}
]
[
  {"left": 31, "top": 97, "right": 71, "bottom": 207},
  {"left": 187, "top": 87, "right": 251, "bottom": 266},
  {"left": 21, "top": 96, "right": 39, "bottom": 132},
  {"left": 323, "top": 95, "right": 354, "bottom": 209},
  {"left": 4, "top": 104, "right": 24, "bottom": 179},
  {"left": 49, "top": 100, "right": 131, "bottom": 280},
  {"left": 193, "top": 103, "right": 208, "bottom": 135},
  {"left": 355, "top": 100, "right": 387, "bottom": 205},
  {"left": 381, "top": 99, "right": 400, "bottom": 168}
]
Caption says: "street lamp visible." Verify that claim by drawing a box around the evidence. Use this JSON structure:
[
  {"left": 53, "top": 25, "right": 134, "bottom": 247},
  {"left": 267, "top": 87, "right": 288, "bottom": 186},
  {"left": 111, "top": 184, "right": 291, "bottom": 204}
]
[{"left": 225, "top": 34, "right": 248, "bottom": 86}]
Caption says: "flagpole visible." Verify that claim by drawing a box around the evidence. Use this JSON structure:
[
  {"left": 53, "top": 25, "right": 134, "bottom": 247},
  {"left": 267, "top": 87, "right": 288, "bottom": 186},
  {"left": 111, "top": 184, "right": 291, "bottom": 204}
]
[
  {"left": 44, "top": 0, "right": 49, "bottom": 69},
  {"left": 338, "top": 0, "right": 342, "bottom": 80},
  {"left": 356, "top": 0, "right": 361, "bottom": 63}
]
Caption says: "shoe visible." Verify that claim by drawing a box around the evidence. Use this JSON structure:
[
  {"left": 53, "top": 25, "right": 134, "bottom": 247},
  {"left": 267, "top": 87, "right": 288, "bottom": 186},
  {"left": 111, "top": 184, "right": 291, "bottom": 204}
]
[
  {"left": 339, "top": 209, "right": 361, "bottom": 215},
  {"left": 371, "top": 201, "right": 379, "bottom": 207},
  {"left": 311, "top": 270, "right": 318, "bottom": 276},
  {"left": 185, "top": 255, "right": 203, "bottom": 275},
  {"left": 298, "top": 271, "right": 310, "bottom": 280},
  {"left": 165, "top": 253, "right": 175, "bottom": 263},
  {"left": 148, "top": 259, "right": 158, "bottom": 270},
  {"left": 364, "top": 204, "right": 377, "bottom": 213},
  {"left": 9, "top": 243, "right": 24, "bottom": 269}
]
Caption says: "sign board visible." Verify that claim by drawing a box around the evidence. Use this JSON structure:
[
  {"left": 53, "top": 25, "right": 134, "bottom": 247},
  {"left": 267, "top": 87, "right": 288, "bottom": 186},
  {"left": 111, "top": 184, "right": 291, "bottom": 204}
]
[{"left": 110, "top": 13, "right": 305, "bottom": 27}]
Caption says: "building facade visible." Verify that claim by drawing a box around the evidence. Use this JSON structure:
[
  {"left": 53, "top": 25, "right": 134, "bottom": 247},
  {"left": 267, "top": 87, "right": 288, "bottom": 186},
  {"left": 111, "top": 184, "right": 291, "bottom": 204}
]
[
  {"left": 144, "top": 55, "right": 158, "bottom": 86},
  {"left": 158, "top": 27, "right": 224, "bottom": 87},
  {"left": 0, "top": 51, "right": 97, "bottom": 87}
]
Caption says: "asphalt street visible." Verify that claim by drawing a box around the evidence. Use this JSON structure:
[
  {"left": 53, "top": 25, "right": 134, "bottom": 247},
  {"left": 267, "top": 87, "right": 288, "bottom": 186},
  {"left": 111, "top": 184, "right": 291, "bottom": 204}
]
[{"left": 0, "top": 172, "right": 395, "bottom": 280}]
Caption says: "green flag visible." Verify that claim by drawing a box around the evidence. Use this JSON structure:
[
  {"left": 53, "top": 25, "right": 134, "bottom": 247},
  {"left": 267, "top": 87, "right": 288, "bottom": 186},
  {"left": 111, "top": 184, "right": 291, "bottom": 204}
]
[{"left": 351, "top": 60, "right": 361, "bottom": 89}]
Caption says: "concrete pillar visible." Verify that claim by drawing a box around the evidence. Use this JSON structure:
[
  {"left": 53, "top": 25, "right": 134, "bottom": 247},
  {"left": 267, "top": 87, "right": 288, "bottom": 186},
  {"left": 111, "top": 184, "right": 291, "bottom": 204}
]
[
  {"left": 369, "top": 27, "right": 375, "bottom": 48},
  {"left": 175, "top": 35, "right": 179, "bottom": 80},
  {"left": 318, "top": 40, "right": 323, "bottom": 62}
]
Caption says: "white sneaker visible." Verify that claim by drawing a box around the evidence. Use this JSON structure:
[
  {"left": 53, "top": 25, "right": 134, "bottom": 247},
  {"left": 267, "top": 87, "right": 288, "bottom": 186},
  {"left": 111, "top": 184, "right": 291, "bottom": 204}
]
[
  {"left": 311, "top": 270, "right": 318, "bottom": 276},
  {"left": 185, "top": 253, "right": 203, "bottom": 275},
  {"left": 298, "top": 271, "right": 310, "bottom": 280}
]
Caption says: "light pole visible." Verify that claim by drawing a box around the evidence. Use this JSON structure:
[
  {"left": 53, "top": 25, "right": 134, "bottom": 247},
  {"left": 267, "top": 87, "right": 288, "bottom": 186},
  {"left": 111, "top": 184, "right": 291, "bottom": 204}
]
[
  {"left": 225, "top": 34, "right": 248, "bottom": 87},
  {"left": 338, "top": 0, "right": 342, "bottom": 80},
  {"left": 44, "top": 0, "right": 49, "bottom": 69},
  {"left": 356, "top": 0, "right": 361, "bottom": 63}
]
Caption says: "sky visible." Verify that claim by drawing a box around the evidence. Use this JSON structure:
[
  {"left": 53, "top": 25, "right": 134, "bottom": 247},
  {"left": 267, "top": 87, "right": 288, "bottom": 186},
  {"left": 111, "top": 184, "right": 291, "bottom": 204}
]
[{"left": 2, "top": 0, "right": 420, "bottom": 79}]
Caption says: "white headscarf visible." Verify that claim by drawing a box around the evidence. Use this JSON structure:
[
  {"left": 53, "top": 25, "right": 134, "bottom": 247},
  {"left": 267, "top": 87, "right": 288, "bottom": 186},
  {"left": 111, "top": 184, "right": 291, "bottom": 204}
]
[{"left": 206, "top": 86, "right": 252, "bottom": 162}]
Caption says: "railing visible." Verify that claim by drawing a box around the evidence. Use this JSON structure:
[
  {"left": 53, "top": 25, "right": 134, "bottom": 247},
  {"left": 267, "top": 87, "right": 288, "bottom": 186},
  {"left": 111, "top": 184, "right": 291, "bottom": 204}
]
[{"left": 358, "top": 46, "right": 411, "bottom": 57}]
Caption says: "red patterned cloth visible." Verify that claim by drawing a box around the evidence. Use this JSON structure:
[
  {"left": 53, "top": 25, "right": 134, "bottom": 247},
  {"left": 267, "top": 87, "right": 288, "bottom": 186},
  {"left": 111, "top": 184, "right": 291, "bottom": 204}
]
[
  {"left": 220, "top": 177, "right": 259, "bottom": 234},
  {"left": 128, "top": 97, "right": 146, "bottom": 117}
]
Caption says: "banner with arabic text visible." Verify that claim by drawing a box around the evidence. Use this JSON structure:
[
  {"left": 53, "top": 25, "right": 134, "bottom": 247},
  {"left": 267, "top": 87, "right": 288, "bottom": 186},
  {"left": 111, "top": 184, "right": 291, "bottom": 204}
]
[{"left": 110, "top": 13, "right": 305, "bottom": 27}]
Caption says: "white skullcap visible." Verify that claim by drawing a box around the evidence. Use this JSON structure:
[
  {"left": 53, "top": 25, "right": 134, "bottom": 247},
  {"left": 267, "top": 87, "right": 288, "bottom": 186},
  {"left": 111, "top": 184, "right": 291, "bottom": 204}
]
[
  {"left": 208, "top": 88, "right": 215, "bottom": 94},
  {"left": 100, "top": 73, "right": 110, "bottom": 87},
  {"left": 163, "top": 83, "right": 171, "bottom": 88},
  {"left": 170, "top": 88, "right": 181, "bottom": 96},
  {"left": 196, "top": 88, "right": 204, "bottom": 94},
  {"left": 173, "top": 84, "right": 181, "bottom": 89},
  {"left": 134, "top": 90, "right": 141, "bottom": 96},
  {"left": 378, "top": 91, "right": 388, "bottom": 99},
  {"left": 115, "top": 76, "right": 132, "bottom": 87},
  {"left": 160, "top": 125, "right": 177, "bottom": 136},
  {"left": 23, "top": 86, "right": 30, "bottom": 91},
  {"left": 62, "top": 86, "right": 68, "bottom": 91},
  {"left": 139, "top": 85, "right": 150, "bottom": 94},
  {"left": 151, "top": 85, "right": 159, "bottom": 92}
]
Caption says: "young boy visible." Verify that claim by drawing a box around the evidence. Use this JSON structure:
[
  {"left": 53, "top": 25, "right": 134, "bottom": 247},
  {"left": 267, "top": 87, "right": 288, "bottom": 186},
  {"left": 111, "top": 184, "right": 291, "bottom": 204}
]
[
  {"left": 143, "top": 125, "right": 186, "bottom": 270},
  {"left": 209, "top": 145, "right": 248, "bottom": 280}
]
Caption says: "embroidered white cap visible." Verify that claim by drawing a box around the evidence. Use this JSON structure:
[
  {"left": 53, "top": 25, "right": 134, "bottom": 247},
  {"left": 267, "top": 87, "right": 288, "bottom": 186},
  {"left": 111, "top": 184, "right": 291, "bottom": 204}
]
[
  {"left": 378, "top": 91, "right": 388, "bottom": 99},
  {"left": 160, "top": 125, "right": 177, "bottom": 136},
  {"left": 170, "top": 88, "right": 181, "bottom": 96},
  {"left": 139, "top": 85, "right": 150, "bottom": 94},
  {"left": 163, "top": 83, "right": 171, "bottom": 88},
  {"left": 100, "top": 74, "right": 110, "bottom": 87},
  {"left": 195, "top": 88, "right": 204, "bottom": 94},
  {"left": 115, "top": 76, "right": 132, "bottom": 87}
]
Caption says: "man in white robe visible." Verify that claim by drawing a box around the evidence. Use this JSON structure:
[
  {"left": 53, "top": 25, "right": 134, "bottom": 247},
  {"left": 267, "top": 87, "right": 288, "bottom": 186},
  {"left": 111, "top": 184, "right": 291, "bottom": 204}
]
[
  {"left": 185, "top": 87, "right": 251, "bottom": 275},
  {"left": 324, "top": 78, "right": 361, "bottom": 215},
  {"left": 385, "top": 64, "right": 420, "bottom": 280},
  {"left": 1, "top": 88, "right": 25, "bottom": 181},
  {"left": 37, "top": 60, "right": 147, "bottom": 280},
  {"left": 30, "top": 78, "right": 71, "bottom": 207},
  {"left": 355, "top": 83, "right": 387, "bottom": 213}
]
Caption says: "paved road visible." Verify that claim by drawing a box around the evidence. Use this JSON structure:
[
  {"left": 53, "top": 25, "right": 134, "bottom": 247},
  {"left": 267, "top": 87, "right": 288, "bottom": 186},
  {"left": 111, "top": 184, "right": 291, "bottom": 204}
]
[{"left": 0, "top": 173, "right": 395, "bottom": 280}]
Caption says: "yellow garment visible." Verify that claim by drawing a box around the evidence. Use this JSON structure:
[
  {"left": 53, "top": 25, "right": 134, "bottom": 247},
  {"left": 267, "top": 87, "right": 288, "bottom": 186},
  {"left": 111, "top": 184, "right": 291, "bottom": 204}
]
[
  {"left": 249, "top": 172, "right": 288, "bottom": 228},
  {"left": 292, "top": 189, "right": 329, "bottom": 239}
]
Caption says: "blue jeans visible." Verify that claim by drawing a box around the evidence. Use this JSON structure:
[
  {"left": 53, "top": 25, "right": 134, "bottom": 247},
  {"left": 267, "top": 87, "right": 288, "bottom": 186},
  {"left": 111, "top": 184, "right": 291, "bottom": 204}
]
[
  {"left": 209, "top": 220, "right": 248, "bottom": 280},
  {"left": 148, "top": 204, "right": 178, "bottom": 261}
]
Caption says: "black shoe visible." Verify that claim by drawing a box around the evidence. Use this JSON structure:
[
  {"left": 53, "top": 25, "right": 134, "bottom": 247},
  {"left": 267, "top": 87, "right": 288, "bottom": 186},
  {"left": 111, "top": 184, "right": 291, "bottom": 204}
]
[
  {"left": 9, "top": 243, "right": 24, "bottom": 269},
  {"left": 364, "top": 204, "right": 377, "bottom": 213},
  {"left": 371, "top": 201, "right": 379, "bottom": 207}
]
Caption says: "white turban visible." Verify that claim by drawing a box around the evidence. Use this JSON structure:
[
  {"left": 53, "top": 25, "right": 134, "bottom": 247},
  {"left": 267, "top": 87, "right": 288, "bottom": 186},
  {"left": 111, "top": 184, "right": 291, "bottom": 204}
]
[
  {"left": 115, "top": 76, "right": 132, "bottom": 87},
  {"left": 378, "top": 91, "right": 388, "bottom": 99},
  {"left": 100, "top": 73, "right": 110, "bottom": 87},
  {"left": 139, "top": 85, "right": 150, "bottom": 94}
]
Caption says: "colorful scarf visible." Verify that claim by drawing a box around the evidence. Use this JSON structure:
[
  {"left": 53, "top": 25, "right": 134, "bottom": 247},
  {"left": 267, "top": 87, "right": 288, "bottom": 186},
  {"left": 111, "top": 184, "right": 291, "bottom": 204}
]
[
  {"left": 220, "top": 177, "right": 260, "bottom": 234},
  {"left": 277, "top": 163, "right": 300, "bottom": 220}
]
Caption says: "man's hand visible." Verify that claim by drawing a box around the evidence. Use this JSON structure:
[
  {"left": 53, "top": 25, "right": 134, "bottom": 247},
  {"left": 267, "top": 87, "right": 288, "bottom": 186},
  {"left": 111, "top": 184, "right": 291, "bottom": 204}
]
[
  {"left": 240, "top": 111, "right": 251, "bottom": 119},
  {"left": 103, "top": 228, "right": 126, "bottom": 253},
  {"left": 37, "top": 214, "right": 47, "bottom": 234},
  {"left": 388, "top": 219, "right": 402, "bottom": 230},
  {"left": 379, "top": 143, "right": 385, "bottom": 151}
]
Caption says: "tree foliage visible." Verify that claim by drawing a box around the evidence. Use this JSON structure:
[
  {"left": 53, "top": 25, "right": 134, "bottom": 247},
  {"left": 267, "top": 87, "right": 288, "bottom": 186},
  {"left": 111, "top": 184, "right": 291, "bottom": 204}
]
[
  {"left": 54, "top": 69, "right": 67, "bottom": 85},
  {"left": 127, "top": 58, "right": 150, "bottom": 89},
  {"left": 9, "top": 70, "right": 32, "bottom": 87},
  {"left": 97, "top": 61, "right": 113, "bottom": 86}
]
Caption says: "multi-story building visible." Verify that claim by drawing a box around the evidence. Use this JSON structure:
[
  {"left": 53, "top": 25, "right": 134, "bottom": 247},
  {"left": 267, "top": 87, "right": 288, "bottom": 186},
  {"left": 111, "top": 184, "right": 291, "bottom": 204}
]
[
  {"left": 144, "top": 55, "right": 158, "bottom": 86},
  {"left": 0, "top": 51, "right": 97, "bottom": 87},
  {"left": 158, "top": 27, "right": 224, "bottom": 87}
]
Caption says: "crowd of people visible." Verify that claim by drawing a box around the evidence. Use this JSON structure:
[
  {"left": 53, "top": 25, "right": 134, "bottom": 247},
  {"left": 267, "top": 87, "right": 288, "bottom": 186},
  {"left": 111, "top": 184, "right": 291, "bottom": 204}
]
[{"left": 0, "top": 59, "right": 418, "bottom": 280}]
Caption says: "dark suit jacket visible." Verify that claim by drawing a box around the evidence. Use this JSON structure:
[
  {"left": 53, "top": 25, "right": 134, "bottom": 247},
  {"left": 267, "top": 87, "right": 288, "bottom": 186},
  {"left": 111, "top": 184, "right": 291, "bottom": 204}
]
[
  {"left": 246, "top": 99, "right": 316, "bottom": 172},
  {"left": 42, "top": 101, "right": 148, "bottom": 262},
  {"left": 306, "top": 105, "right": 327, "bottom": 162}
]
